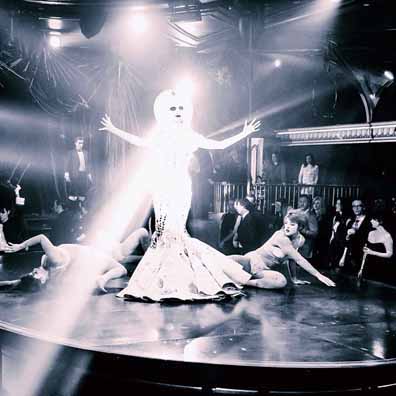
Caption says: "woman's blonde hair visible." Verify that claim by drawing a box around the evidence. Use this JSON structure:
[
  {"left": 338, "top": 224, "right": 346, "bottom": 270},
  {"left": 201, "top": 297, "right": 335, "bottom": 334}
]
[{"left": 284, "top": 209, "right": 308, "bottom": 230}]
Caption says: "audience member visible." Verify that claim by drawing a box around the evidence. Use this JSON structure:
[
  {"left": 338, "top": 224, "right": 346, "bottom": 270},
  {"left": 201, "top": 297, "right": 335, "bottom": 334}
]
[
  {"left": 298, "top": 153, "right": 319, "bottom": 195},
  {"left": 358, "top": 213, "right": 393, "bottom": 282},
  {"left": 327, "top": 198, "right": 349, "bottom": 269},
  {"left": 296, "top": 194, "right": 318, "bottom": 259},
  {"left": 312, "top": 195, "right": 329, "bottom": 267},
  {"left": 339, "top": 199, "right": 371, "bottom": 274},
  {"left": 233, "top": 198, "right": 264, "bottom": 254},
  {"left": 262, "top": 152, "right": 286, "bottom": 184},
  {"left": 218, "top": 199, "right": 239, "bottom": 255},
  {"left": 64, "top": 136, "right": 93, "bottom": 201},
  {"left": 0, "top": 176, "right": 27, "bottom": 246}
]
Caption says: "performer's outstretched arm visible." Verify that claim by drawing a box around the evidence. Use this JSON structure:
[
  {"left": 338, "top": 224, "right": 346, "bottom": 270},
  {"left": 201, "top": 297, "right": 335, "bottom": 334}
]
[
  {"left": 197, "top": 119, "right": 261, "bottom": 150},
  {"left": 4, "top": 234, "right": 64, "bottom": 268},
  {"left": 99, "top": 114, "right": 148, "bottom": 147},
  {"left": 283, "top": 242, "right": 335, "bottom": 287}
]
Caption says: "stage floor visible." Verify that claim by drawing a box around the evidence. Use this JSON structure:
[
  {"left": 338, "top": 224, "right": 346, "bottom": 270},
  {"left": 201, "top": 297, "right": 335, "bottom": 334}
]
[{"left": 1, "top": 252, "right": 396, "bottom": 394}]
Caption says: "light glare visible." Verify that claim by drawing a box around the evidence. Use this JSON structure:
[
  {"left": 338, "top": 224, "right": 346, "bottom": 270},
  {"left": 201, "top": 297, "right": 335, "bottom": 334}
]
[
  {"left": 131, "top": 14, "right": 148, "bottom": 34},
  {"left": 48, "top": 18, "right": 63, "bottom": 30},
  {"left": 49, "top": 34, "right": 61, "bottom": 48},
  {"left": 175, "top": 77, "right": 195, "bottom": 98},
  {"left": 384, "top": 70, "right": 394, "bottom": 80},
  {"left": 274, "top": 59, "right": 282, "bottom": 68}
]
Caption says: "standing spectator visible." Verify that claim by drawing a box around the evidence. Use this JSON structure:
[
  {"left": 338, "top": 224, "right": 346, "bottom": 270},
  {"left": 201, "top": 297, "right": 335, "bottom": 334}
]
[
  {"left": 296, "top": 194, "right": 318, "bottom": 259},
  {"left": 327, "top": 198, "right": 349, "bottom": 269},
  {"left": 312, "top": 196, "right": 329, "bottom": 267},
  {"left": 339, "top": 199, "right": 371, "bottom": 274},
  {"left": 262, "top": 152, "right": 286, "bottom": 184},
  {"left": 0, "top": 175, "right": 27, "bottom": 245},
  {"left": 359, "top": 213, "right": 393, "bottom": 282},
  {"left": 298, "top": 153, "right": 319, "bottom": 195},
  {"left": 64, "top": 136, "right": 93, "bottom": 201},
  {"left": 190, "top": 149, "right": 215, "bottom": 219},
  {"left": 288, "top": 194, "right": 319, "bottom": 284}
]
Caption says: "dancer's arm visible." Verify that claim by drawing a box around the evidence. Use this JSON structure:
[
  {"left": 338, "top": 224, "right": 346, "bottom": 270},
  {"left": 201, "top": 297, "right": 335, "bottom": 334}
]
[
  {"left": 99, "top": 114, "right": 148, "bottom": 147},
  {"left": 5, "top": 234, "right": 56, "bottom": 253},
  {"left": 197, "top": 119, "right": 261, "bottom": 150},
  {"left": 0, "top": 279, "right": 21, "bottom": 287},
  {"left": 282, "top": 239, "right": 335, "bottom": 287},
  {"left": 4, "top": 234, "right": 64, "bottom": 269}
]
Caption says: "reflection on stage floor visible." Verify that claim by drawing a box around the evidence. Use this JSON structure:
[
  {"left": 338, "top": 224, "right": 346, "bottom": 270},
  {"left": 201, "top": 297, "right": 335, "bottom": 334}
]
[{"left": 1, "top": 251, "right": 396, "bottom": 395}]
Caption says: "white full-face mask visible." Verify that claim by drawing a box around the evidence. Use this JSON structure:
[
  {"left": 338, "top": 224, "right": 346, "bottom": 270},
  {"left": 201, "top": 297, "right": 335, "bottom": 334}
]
[{"left": 153, "top": 89, "right": 193, "bottom": 130}]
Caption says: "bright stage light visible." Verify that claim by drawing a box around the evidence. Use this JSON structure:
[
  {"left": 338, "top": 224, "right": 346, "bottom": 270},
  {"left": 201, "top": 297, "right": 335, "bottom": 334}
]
[
  {"left": 274, "top": 59, "right": 282, "bottom": 68},
  {"left": 384, "top": 70, "right": 394, "bottom": 80},
  {"left": 49, "top": 33, "right": 61, "bottom": 48},
  {"left": 48, "top": 18, "right": 63, "bottom": 30},
  {"left": 131, "top": 14, "right": 148, "bottom": 34},
  {"left": 175, "top": 77, "right": 195, "bottom": 98}
]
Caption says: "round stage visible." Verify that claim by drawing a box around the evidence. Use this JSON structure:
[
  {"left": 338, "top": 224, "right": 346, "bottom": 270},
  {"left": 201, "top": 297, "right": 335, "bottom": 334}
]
[{"left": 1, "top": 252, "right": 396, "bottom": 395}]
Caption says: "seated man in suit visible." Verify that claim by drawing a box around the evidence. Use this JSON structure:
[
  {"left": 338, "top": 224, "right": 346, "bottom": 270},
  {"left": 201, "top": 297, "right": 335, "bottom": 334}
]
[{"left": 233, "top": 198, "right": 264, "bottom": 254}]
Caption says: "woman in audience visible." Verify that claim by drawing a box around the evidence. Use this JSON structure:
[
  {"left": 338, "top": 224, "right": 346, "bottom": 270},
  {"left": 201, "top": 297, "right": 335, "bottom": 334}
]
[
  {"left": 358, "top": 213, "right": 393, "bottom": 282},
  {"left": 327, "top": 197, "right": 349, "bottom": 269},
  {"left": 229, "top": 210, "right": 336, "bottom": 289},
  {"left": 298, "top": 153, "right": 319, "bottom": 195},
  {"left": 0, "top": 228, "right": 150, "bottom": 292}
]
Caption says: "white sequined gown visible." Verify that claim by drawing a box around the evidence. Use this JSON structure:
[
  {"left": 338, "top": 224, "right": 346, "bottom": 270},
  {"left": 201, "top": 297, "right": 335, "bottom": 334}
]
[{"left": 117, "top": 130, "right": 249, "bottom": 302}]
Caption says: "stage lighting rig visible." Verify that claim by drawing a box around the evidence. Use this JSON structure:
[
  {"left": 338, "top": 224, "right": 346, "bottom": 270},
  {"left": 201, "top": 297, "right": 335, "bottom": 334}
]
[{"left": 169, "top": 1, "right": 202, "bottom": 23}]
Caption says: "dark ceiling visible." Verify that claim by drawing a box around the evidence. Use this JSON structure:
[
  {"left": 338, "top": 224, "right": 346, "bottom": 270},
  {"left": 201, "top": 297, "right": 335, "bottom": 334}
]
[
  {"left": 3, "top": 0, "right": 395, "bottom": 66},
  {"left": 1, "top": 0, "right": 395, "bottom": 125}
]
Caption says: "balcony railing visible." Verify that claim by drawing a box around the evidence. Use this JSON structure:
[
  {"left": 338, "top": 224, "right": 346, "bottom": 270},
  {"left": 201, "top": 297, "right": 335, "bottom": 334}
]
[
  {"left": 212, "top": 182, "right": 361, "bottom": 213},
  {"left": 213, "top": 182, "right": 247, "bottom": 213}
]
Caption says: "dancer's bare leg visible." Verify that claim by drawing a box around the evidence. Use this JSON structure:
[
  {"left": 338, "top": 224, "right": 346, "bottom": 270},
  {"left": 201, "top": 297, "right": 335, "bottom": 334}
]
[
  {"left": 228, "top": 254, "right": 252, "bottom": 273},
  {"left": 96, "top": 259, "right": 127, "bottom": 292},
  {"left": 228, "top": 255, "right": 286, "bottom": 289},
  {"left": 246, "top": 270, "right": 287, "bottom": 289},
  {"left": 120, "top": 228, "right": 150, "bottom": 257}
]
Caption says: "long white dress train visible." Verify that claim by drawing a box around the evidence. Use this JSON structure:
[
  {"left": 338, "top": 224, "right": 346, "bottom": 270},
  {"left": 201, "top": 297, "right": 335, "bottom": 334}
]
[{"left": 117, "top": 130, "right": 249, "bottom": 302}]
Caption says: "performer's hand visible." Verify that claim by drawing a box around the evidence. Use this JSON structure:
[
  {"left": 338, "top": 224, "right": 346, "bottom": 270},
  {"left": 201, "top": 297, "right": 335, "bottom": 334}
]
[
  {"left": 292, "top": 278, "right": 311, "bottom": 285},
  {"left": 363, "top": 246, "right": 373, "bottom": 256},
  {"left": 357, "top": 269, "right": 363, "bottom": 280},
  {"left": 316, "top": 273, "right": 336, "bottom": 287},
  {"left": 99, "top": 114, "right": 116, "bottom": 133},
  {"left": 64, "top": 174, "right": 71, "bottom": 183},
  {"left": 242, "top": 118, "right": 261, "bottom": 136},
  {"left": 4, "top": 242, "right": 24, "bottom": 253}
]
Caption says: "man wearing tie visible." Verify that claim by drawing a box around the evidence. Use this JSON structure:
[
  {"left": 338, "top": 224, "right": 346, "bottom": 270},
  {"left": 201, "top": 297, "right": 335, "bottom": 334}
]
[
  {"left": 340, "top": 199, "right": 371, "bottom": 274},
  {"left": 64, "top": 136, "right": 92, "bottom": 201}
]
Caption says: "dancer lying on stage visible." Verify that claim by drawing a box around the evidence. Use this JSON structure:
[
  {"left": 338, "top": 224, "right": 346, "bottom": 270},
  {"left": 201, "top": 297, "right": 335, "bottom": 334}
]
[
  {"left": 0, "top": 228, "right": 150, "bottom": 292},
  {"left": 229, "top": 210, "right": 336, "bottom": 288},
  {"left": 100, "top": 89, "right": 261, "bottom": 302}
]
